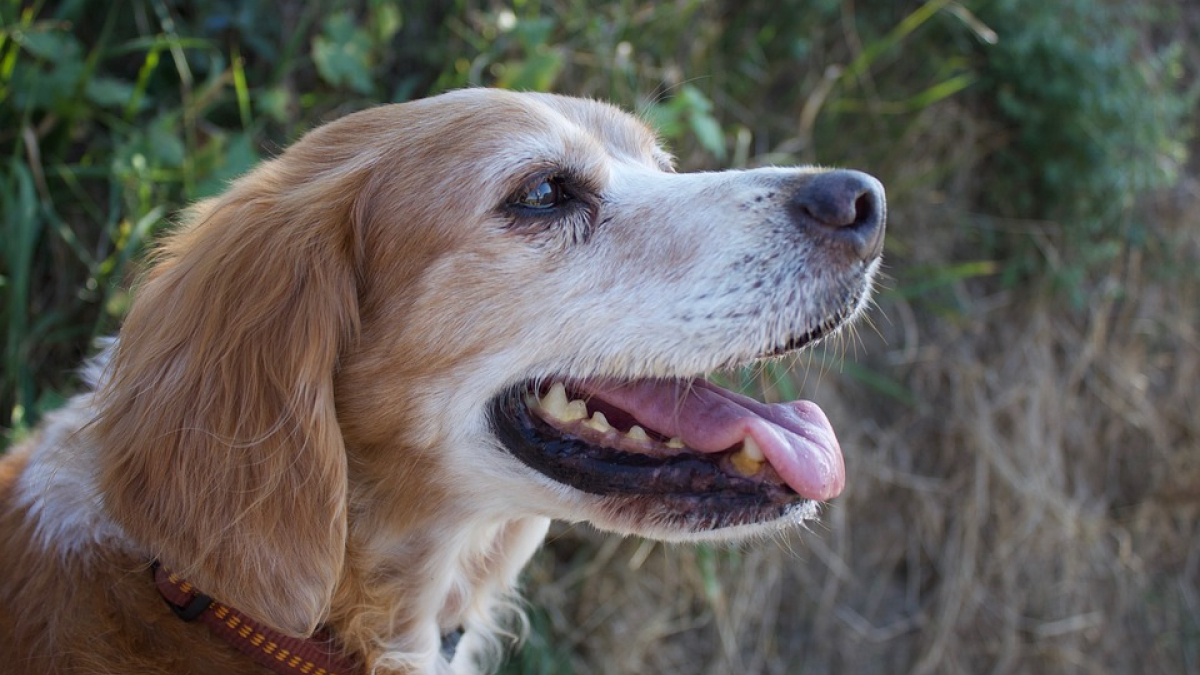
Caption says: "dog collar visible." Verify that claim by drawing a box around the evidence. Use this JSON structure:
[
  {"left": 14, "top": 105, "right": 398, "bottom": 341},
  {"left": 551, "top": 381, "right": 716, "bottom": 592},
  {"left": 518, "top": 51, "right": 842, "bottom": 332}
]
[
  {"left": 154, "top": 564, "right": 466, "bottom": 672},
  {"left": 153, "top": 562, "right": 361, "bottom": 675}
]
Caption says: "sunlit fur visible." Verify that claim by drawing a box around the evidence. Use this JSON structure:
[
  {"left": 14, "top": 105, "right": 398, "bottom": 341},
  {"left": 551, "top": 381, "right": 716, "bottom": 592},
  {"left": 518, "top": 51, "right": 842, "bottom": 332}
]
[{"left": 0, "top": 89, "right": 880, "bottom": 674}]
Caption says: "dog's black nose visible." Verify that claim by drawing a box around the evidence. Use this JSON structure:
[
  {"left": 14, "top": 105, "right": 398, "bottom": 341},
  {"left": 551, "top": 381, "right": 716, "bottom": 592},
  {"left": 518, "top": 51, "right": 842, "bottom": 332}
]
[{"left": 789, "top": 170, "right": 886, "bottom": 261}]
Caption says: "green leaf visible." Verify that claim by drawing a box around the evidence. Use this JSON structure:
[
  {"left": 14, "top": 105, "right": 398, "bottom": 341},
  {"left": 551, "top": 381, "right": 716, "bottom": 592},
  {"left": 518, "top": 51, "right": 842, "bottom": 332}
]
[
  {"left": 257, "top": 87, "right": 292, "bottom": 124},
  {"left": 888, "top": 260, "right": 1000, "bottom": 299},
  {"left": 513, "top": 16, "right": 555, "bottom": 50},
  {"left": 497, "top": 50, "right": 563, "bottom": 92},
  {"left": 640, "top": 103, "right": 683, "bottom": 138},
  {"left": 2, "top": 161, "right": 41, "bottom": 419},
  {"left": 836, "top": 361, "right": 919, "bottom": 408},
  {"left": 18, "top": 29, "right": 82, "bottom": 61},
  {"left": 371, "top": 0, "right": 403, "bottom": 43},
  {"left": 669, "top": 86, "right": 725, "bottom": 158},
  {"left": 688, "top": 111, "right": 726, "bottom": 159},
  {"left": 194, "top": 133, "right": 261, "bottom": 199},
  {"left": 84, "top": 76, "right": 135, "bottom": 109},
  {"left": 10, "top": 59, "right": 84, "bottom": 112},
  {"left": 312, "top": 12, "right": 374, "bottom": 94},
  {"left": 678, "top": 84, "right": 714, "bottom": 114},
  {"left": 148, "top": 124, "right": 185, "bottom": 169}
]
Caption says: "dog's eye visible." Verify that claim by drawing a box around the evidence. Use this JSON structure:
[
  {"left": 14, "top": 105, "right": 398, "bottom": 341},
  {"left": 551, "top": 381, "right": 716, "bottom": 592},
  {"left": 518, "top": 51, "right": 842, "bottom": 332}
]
[{"left": 512, "top": 176, "right": 569, "bottom": 210}]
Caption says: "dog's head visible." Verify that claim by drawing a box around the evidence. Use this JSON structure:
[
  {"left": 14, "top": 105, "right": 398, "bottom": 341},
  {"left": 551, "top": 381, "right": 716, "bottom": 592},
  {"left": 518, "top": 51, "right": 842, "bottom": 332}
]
[{"left": 91, "top": 89, "right": 884, "bottom": 638}]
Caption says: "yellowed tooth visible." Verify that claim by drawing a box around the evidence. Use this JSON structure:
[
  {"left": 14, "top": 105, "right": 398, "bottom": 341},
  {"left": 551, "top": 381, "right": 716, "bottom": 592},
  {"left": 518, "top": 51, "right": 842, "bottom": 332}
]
[
  {"left": 539, "top": 383, "right": 569, "bottom": 419},
  {"left": 563, "top": 399, "right": 588, "bottom": 422},
  {"left": 586, "top": 411, "right": 612, "bottom": 432},
  {"left": 626, "top": 425, "right": 650, "bottom": 442},
  {"left": 730, "top": 437, "right": 765, "bottom": 476},
  {"left": 741, "top": 436, "right": 764, "bottom": 461},
  {"left": 731, "top": 451, "right": 763, "bottom": 476},
  {"left": 666, "top": 437, "right": 685, "bottom": 449}
]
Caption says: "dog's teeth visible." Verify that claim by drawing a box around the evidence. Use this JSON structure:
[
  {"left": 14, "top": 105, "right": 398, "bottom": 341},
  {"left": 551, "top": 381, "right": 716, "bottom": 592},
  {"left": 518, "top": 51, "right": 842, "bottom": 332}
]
[
  {"left": 586, "top": 411, "right": 612, "bottom": 432},
  {"left": 626, "top": 425, "right": 649, "bottom": 441},
  {"left": 730, "top": 437, "right": 765, "bottom": 476},
  {"left": 666, "top": 437, "right": 684, "bottom": 449},
  {"left": 730, "top": 451, "right": 763, "bottom": 476},
  {"left": 563, "top": 399, "right": 588, "bottom": 422},
  {"left": 740, "top": 436, "right": 764, "bottom": 461},
  {"left": 539, "top": 383, "right": 569, "bottom": 419}
]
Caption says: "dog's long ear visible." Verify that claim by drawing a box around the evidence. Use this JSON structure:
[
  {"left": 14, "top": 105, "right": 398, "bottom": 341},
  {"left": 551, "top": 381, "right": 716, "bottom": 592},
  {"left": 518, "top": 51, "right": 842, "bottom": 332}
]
[{"left": 93, "top": 148, "right": 367, "bottom": 637}]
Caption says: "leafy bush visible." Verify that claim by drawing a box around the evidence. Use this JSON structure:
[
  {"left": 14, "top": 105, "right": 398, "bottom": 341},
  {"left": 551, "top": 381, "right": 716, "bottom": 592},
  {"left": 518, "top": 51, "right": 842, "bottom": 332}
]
[{"left": 973, "top": 0, "right": 1190, "bottom": 291}]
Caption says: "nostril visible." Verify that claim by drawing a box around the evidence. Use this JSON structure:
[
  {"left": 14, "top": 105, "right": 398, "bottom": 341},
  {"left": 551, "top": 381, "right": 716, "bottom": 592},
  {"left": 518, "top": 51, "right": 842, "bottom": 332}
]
[
  {"left": 853, "top": 191, "right": 879, "bottom": 228},
  {"left": 789, "top": 169, "right": 887, "bottom": 260}
]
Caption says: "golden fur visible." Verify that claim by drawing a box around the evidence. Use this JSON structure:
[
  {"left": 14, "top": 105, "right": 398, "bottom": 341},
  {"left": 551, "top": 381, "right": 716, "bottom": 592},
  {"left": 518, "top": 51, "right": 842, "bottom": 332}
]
[{"left": 0, "top": 89, "right": 882, "bottom": 674}]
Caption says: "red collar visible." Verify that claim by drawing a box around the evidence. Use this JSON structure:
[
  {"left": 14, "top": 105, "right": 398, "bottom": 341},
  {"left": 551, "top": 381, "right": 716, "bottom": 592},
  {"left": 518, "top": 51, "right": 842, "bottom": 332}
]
[{"left": 153, "top": 563, "right": 361, "bottom": 675}]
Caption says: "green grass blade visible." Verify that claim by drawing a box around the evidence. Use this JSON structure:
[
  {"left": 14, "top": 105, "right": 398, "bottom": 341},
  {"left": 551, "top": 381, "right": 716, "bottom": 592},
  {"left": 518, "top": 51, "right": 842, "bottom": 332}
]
[
  {"left": 843, "top": 0, "right": 956, "bottom": 80},
  {"left": 1, "top": 159, "right": 41, "bottom": 427}
]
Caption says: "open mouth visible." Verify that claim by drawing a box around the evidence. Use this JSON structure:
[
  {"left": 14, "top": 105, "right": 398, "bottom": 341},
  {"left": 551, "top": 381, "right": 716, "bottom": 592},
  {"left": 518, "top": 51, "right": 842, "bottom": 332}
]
[
  {"left": 488, "top": 278, "right": 874, "bottom": 532},
  {"left": 490, "top": 375, "right": 845, "bottom": 530}
]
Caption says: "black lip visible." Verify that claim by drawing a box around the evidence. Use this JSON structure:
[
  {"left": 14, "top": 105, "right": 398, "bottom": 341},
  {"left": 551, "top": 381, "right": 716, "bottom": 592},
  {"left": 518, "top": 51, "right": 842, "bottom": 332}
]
[
  {"left": 489, "top": 387, "right": 808, "bottom": 528},
  {"left": 765, "top": 288, "right": 865, "bottom": 358}
]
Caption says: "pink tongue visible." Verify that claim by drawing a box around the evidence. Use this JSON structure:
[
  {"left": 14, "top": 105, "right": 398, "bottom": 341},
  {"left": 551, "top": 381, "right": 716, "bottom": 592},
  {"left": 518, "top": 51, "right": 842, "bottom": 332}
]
[{"left": 583, "top": 379, "right": 845, "bottom": 501}]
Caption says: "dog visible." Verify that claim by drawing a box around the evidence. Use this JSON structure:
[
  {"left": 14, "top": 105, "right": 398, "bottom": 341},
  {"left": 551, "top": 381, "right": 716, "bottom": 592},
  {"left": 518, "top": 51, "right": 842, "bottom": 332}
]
[{"left": 0, "top": 88, "right": 884, "bottom": 674}]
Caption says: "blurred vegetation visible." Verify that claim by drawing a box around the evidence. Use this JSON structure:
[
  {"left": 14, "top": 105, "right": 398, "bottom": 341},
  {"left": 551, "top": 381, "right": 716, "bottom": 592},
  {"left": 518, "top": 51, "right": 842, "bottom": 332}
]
[
  {"left": 0, "top": 0, "right": 1185, "bottom": 437},
  {"left": 0, "top": 0, "right": 1189, "bottom": 438},
  {"left": 2, "top": 1, "right": 1196, "bottom": 674},
  {"left": 974, "top": 0, "right": 1192, "bottom": 295}
]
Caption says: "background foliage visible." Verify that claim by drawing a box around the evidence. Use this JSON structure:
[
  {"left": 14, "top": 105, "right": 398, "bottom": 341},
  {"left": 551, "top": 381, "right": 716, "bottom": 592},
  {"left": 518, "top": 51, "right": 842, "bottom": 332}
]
[{"left": 2, "top": 1, "right": 1196, "bottom": 673}]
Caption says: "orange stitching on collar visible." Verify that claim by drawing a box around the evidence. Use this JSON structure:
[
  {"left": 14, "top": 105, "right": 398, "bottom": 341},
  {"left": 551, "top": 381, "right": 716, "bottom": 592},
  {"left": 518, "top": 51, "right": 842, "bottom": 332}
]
[{"left": 153, "top": 563, "right": 360, "bottom": 675}]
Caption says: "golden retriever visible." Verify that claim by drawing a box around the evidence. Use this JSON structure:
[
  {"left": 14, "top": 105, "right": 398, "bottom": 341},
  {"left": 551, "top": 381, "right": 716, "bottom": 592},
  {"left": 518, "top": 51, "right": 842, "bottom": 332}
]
[{"left": 0, "top": 89, "right": 885, "bottom": 675}]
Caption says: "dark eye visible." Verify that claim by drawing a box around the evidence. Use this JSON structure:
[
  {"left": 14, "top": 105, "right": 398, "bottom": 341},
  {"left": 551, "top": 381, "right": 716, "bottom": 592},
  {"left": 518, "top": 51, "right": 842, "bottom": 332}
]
[{"left": 512, "top": 176, "right": 569, "bottom": 210}]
